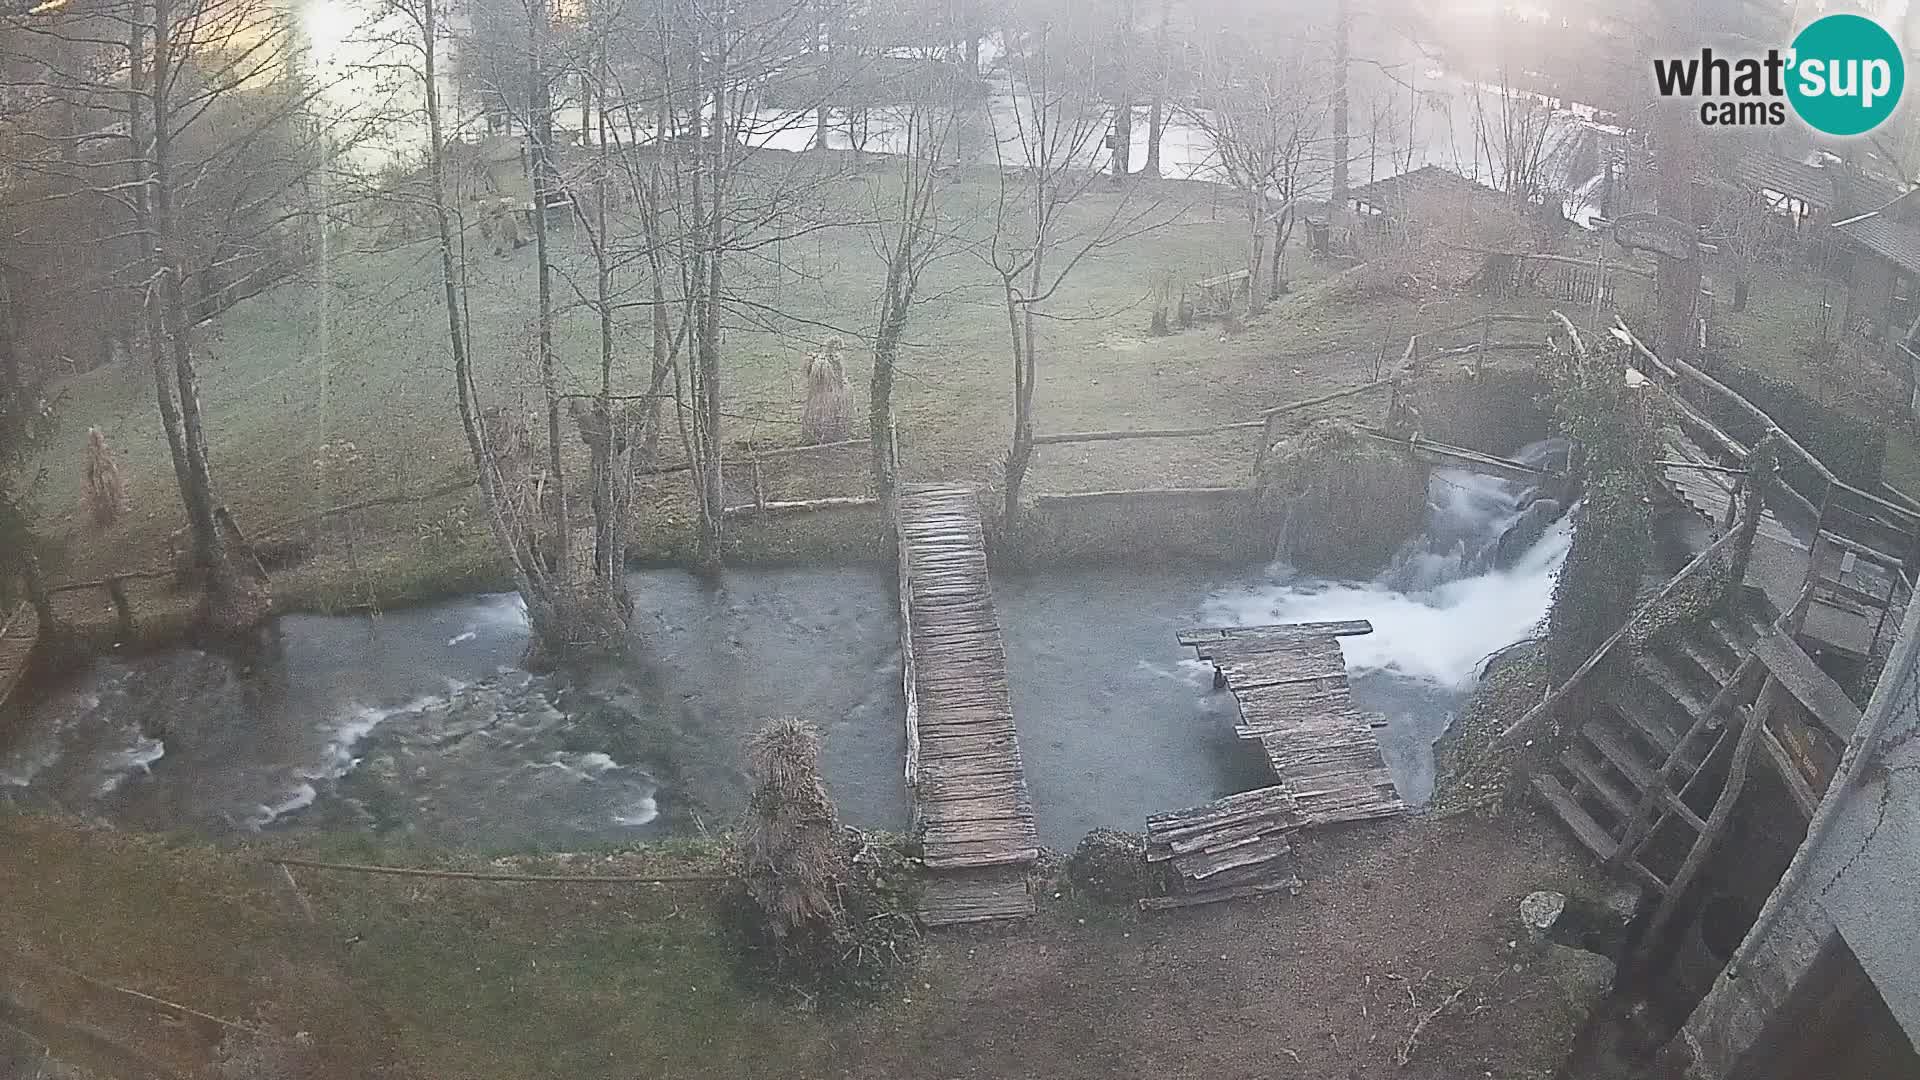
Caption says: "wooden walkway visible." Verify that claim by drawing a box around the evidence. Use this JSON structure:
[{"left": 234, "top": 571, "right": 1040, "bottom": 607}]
[
  {"left": 1139, "top": 621, "right": 1405, "bottom": 910},
  {"left": 1181, "top": 621, "right": 1407, "bottom": 828},
  {"left": 1661, "top": 425, "right": 1900, "bottom": 658},
  {"left": 0, "top": 601, "right": 38, "bottom": 716},
  {"left": 895, "top": 485, "right": 1038, "bottom": 926}
]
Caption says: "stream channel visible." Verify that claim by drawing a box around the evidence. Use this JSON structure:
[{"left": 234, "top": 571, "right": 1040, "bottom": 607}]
[{"left": 1, "top": 447, "right": 1570, "bottom": 850}]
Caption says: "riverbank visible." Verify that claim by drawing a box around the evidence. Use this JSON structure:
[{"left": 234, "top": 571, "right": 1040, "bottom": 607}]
[
  {"left": 0, "top": 804, "right": 1612, "bottom": 1079},
  {"left": 32, "top": 162, "right": 1541, "bottom": 626}
]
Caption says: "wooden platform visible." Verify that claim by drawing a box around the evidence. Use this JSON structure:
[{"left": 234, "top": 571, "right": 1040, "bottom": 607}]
[
  {"left": 0, "top": 601, "right": 38, "bottom": 716},
  {"left": 896, "top": 485, "right": 1038, "bottom": 927},
  {"left": 1184, "top": 622, "right": 1406, "bottom": 828},
  {"left": 1142, "top": 785, "right": 1304, "bottom": 909}
]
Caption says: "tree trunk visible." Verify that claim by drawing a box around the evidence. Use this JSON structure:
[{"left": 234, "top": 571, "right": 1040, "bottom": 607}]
[
  {"left": 1654, "top": 103, "right": 1702, "bottom": 361},
  {"left": 1330, "top": 0, "right": 1351, "bottom": 210},
  {"left": 1141, "top": 0, "right": 1168, "bottom": 178},
  {"left": 148, "top": 0, "right": 225, "bottom": 581},
  {"left": 871, "top": 327, "right": 900, "bottom": 505},
  {"left": 1002, "top": 267, "right": 1039, "bottom": 530},
  {"left": 125, "top": 5, "right": 195, "bottom": 526},
  {"left": 691, "top": 19, "right": 728, "bottom": 571},
  {"left": 1270, "top": 207, "right": 1291, "bottom": 298},
  {"left": 1245, "top": 195, "right": 1266, "bottom": 317},
  {"left": 420, "top": 0, "right": 545, "bottom": 625},
  {"left": 528, "top": 0, "right": 568, "bottom": 579}
]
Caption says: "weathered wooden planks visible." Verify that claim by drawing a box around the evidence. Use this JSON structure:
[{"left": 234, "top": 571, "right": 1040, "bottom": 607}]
[
  {"left": 1186, "top": 624, "right": 1407, "bottom": 833},
  {"left": 0, "top": 601, "right": 39, "bottom": 717},
  {"left": 897, "top": 485, "right": 1038, "bottom": 925},
  {"left": 1144, "top": 784, "right": 1303, "bottom": 908},
  {"left": 917, "top": 871, "right": 1037, "bottom": 927},
  {"left": 1751, "top": 628, "right": 1862, "bottom": 741}
]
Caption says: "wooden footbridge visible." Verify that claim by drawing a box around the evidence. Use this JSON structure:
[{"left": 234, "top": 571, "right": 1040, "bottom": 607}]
[
  {"left": 895, "top": 485, "right": 1039, "bottom": 926},
  {"left": 1141, "top": 620, "right": 1407, "bottom": 909}
]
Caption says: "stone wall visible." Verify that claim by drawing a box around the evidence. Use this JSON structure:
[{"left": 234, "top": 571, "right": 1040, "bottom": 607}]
[{"left": 1001, "top": 487, "right": 1262, "bottom": 567}]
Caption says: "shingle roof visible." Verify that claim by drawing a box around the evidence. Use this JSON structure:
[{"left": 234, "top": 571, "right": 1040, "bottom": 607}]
[
  {"left": 1346, "top": 165, "right": 1504, "bottom": 216},
  {"left": 1739, "top": 152, "right": 1904, "bottom": 217},
  {"left": 1738, "top": 154, "right": 1834, "bottom": 209},
  {"left": 1833, "top": 194, "right": 1920, "bottom": 275}
]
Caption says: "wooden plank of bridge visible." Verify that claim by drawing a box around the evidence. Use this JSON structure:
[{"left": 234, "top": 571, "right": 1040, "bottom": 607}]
[
  {"left": 896, "top": 484, "right": 1038, "bottom": 927},
  {"left": 0, "top": 601, "right": 39, "bottom": 715},
  {"left": 1183, "top": 623, "right": 1406, "bottom": 829}
]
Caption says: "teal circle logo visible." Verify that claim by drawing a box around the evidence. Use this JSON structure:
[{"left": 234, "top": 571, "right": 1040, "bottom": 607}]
[{"left": 1787, "top": 14, "right": 1904, "bottom": 136}]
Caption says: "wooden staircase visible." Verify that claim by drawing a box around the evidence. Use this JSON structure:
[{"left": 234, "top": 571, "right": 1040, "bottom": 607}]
[{"left": 1531, "top": 605, "right": 1770, "bottom": 893}]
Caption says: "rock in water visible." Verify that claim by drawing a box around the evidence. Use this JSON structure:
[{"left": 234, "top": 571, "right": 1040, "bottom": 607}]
[{"left": 1494, "top": 498, "right": 1561, "bottom": 568}]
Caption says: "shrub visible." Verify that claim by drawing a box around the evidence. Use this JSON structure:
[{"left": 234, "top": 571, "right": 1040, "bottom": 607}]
[
  {"left": 1066, "top": 828, "right": 1159, "bottom": 904},
  {"left": 1692, "top": 347, "right": 1887, "bottom": 491},
  {"left": 1254, "top": 419, "right": 1427, "bottom": 575}
]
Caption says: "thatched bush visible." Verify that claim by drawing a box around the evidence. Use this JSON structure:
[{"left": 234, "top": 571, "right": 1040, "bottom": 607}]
[
  {"left": 1254, "top": 419, "right": 1427, "bottom": 575},
  {"left": 724, "top": 718, "right": 919, "bottom": 1000},
  {"left": 1066, "top": 828, "right": 1160, "bottom": 904},
  {"left": 83, "top": 427, "right": 125, "bottom": 528},
  {"left": 800, "top": 338, "right": 854, "bottom": 445}
]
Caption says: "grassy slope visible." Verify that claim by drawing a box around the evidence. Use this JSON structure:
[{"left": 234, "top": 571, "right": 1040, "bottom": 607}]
[
  {"left": 1, "top": 809, "right": 1607, "bottom": 1080},
  {"left": 39, "top": 160, "right": 1515, "bottom": 612}
]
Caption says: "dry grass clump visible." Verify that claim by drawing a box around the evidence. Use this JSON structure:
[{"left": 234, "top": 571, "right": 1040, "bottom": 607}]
[
  {"left": 724, "top": 718, "right": 920, "bottom": 1001},
  {"left": 83, "top": 426, "right": 125, "bottom": 528},
  {"left": 1065, "top": 828, "right": 1161, "bottom": 905},
  {"left": 799, "top": 338, "right": 854, "bottom": 445},
  {"left": 739, "top": 718, "right": 848, "bottom": 939}
]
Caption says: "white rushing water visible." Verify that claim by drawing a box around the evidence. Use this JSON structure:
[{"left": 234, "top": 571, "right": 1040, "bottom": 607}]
[{"left": 1207, "top": 455, "right": 1572, "bottom": 691}]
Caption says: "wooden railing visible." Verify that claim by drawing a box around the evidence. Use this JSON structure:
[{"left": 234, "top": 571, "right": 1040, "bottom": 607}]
[{"left": 1612, "top": 321, "right": 1920, "bottom": 588}]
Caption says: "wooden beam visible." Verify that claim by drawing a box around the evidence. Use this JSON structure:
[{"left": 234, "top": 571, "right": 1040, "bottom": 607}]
[
  {"left": 1176, "top": 620, "right": 1375, "bottom": 645},
  {"left": 1758, "top": 723, "right": 1822, "bottom": 819},
  {"left": 1030, "top": 422, "right": 1262, "bottom": 445},
  {"left": 1635, "top": 676, "right": 1777, "bottom": 966},
  {"left": 720, "top": 496, "right": 880, "bottom": 518},
  {"left": 1750, "top": 628, "right": 1863, "bottom": 740},
  {"left": 1033, "top": 486, "right": 1246, "bottom": 505},
  {"left": 1258, "top": 379, "right": 1390, "bottom": 418},
  {"left": 1351, "top": 426, "right": 1557, "bottom": 484}
]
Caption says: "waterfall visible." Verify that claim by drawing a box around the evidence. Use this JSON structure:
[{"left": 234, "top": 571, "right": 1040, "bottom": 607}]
[{"left": 1207, "top": 440, "right": 1574, "bottom": 690}]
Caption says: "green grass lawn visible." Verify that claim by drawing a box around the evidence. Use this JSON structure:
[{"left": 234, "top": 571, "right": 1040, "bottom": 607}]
[{"left": 38, "top": 159, "right": 1511, "bottom": 610}]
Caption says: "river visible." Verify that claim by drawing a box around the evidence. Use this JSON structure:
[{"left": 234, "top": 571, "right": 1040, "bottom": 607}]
[{"left": 1, "top": 446, "right": 1568, "bottom": 850}]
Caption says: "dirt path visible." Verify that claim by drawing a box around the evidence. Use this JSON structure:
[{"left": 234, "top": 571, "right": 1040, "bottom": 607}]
[{"left": 830, "top": 808, "right": 1607, "bottom": 1080}]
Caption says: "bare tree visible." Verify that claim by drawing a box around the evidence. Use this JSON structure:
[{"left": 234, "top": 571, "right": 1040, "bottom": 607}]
[
  {"left": 1186, "top": 19, "right": 1327, "bottom": 316},
  {"left": 868, "top": 59, "right": 964, "bottom": 503},
  {"left": 3, "top": 0, "right": 352, "bottom": 623},
  {"left": 988, "top": 0, "right": 1169, "bottom": 529}
]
